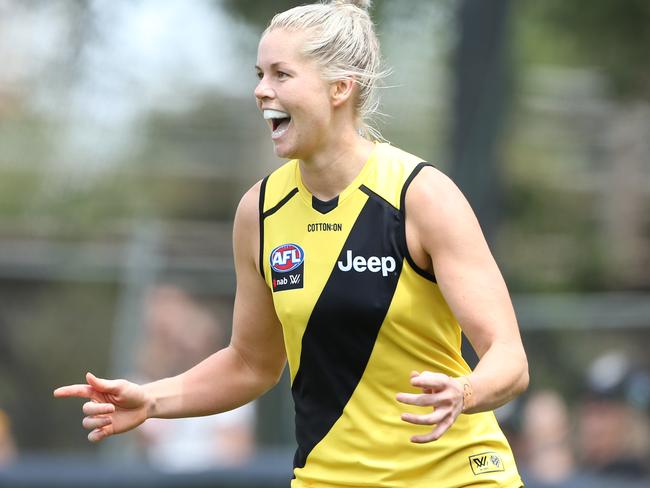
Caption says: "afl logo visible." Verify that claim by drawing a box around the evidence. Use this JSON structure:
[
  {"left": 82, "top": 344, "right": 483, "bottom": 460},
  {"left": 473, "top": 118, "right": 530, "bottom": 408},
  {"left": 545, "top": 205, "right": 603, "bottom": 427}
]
[{"left": 270, "top": 243, "right": 305, "bottom": 273}]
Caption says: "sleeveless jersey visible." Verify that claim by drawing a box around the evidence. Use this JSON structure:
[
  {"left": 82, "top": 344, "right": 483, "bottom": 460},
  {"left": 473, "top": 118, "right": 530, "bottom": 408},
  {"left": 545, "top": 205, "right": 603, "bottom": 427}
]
[{"left": 258, "top": 143, "right": 523, "bottom": 488}]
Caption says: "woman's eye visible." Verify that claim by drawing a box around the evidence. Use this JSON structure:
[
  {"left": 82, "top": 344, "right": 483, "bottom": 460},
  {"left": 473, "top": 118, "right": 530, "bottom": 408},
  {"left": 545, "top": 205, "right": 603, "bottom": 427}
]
[
  {"left": 277, "top": 71, "right": 289, "bottom": 79},
  {"left": 256, "top": 72, "right": 263, "bottom": 80}
]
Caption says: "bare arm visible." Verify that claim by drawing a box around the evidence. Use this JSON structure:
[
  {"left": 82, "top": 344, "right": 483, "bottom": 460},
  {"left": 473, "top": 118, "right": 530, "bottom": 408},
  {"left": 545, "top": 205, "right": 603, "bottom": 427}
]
[
  {"left": 146, "top": 181, "right": 286, "bottom": 418},
  {"left": 397, "top": 167, "right": 528, "bottom": 441},
  {"left": 54, "top": 182, "right": 286, "bottom": 441}
]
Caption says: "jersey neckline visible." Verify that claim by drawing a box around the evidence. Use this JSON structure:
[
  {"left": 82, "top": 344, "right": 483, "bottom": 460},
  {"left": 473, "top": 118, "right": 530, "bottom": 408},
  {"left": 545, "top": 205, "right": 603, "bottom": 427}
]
[{"left": 294, "top": 142, "right": 381, "bottom": 214}]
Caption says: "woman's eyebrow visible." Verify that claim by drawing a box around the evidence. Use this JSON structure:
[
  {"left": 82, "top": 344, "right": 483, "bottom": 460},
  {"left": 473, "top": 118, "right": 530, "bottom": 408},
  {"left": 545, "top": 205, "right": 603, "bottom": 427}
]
[{"left": 255, "top": 62, "right": 292, "bottom": 71}]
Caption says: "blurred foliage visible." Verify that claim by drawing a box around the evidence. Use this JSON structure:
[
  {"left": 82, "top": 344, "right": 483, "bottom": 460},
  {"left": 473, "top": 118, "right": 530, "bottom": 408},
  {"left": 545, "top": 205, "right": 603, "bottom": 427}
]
[
  {"left": 0, "top": 109, "right": 250, "bottom": 240},
  {"left": 517, "top": 0, "right": 650, "bottom": 99},
  {"left": 499, "top": 129, "right": 610, "bottom": 292},
  {"left": 222, "top": 0, "right": 399, "bottom": 35},
  {"left": 222, "top": 0, "right": 305, "bottom": 29},
  {"left": 498, "top": 0, "right": 650, "bottom": 292}
]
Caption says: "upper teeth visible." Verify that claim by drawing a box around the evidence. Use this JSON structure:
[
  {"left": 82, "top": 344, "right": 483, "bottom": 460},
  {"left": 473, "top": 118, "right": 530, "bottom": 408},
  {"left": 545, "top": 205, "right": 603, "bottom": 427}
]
[{"left": 263, "top": 109, "right": 290, "bottom": 120}]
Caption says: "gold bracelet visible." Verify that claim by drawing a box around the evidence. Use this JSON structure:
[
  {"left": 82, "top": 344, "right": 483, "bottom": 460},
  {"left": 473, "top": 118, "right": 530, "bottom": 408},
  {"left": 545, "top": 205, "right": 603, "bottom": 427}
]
[{"left": 456, "top": 376, "right": 474, "bottom": 413}]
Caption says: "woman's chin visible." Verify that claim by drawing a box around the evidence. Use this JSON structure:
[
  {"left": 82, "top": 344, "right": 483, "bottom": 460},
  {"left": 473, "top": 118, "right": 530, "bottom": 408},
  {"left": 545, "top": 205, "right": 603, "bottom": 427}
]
[{"left": 273, "top": 143, "right": 297, "bottom": 160}]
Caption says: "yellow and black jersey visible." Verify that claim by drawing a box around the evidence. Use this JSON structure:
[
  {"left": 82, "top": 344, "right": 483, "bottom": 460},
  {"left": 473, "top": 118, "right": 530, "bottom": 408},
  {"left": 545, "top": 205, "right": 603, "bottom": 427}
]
[{"left": 258, "top": 143, "right": 523, "bottom": 488}]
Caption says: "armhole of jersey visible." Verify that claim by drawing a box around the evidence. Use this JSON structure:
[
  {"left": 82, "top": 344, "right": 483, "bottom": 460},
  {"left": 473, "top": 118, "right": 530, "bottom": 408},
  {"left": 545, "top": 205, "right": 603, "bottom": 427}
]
[
  {"left": 400, "top": 162, "right": 437, "bottom": 283},
  {"left": 258, "top": 175, "right": 269, "bottom": 280}
]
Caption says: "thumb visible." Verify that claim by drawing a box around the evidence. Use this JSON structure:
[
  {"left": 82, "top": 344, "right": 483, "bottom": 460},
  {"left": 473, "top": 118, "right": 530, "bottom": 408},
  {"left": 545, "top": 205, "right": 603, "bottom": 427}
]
[{"left": 86, "top": 372, "right": 122, "bottom": 395}]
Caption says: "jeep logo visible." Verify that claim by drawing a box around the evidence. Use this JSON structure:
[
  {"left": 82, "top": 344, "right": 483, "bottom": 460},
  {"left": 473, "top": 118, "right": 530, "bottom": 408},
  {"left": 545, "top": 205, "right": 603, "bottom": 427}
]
[{"left": 337, "top": 250, "right": 396, "bottom": 277}]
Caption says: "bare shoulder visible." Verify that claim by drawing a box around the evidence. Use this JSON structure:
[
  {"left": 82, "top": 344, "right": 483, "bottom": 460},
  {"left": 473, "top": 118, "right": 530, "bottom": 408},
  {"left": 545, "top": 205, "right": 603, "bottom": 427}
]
[
  {"left": 233, "top": 180, "right": 264, "bottom": 270},
  {"left": 406, "top": 166, "right": 478, "bottom": 234},
  {"left": 234, "top": 180, "right": 263, "bottom": 229}
]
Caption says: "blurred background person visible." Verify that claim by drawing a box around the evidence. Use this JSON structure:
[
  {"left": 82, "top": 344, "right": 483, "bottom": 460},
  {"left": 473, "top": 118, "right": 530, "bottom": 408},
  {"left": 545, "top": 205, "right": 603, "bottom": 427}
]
[
  {"left": 0, "top": 314, "right": 17, "bottom": 467},
  {"left": 576, "top": 351, "right": 650, "bottom": 480},
  {"left": 134, "top": 285, "right": 255, "bottom": 472},
  {"left": 519, "top": 389, "right": 576, "bottom": 486},
  {"left": 0, "top": 408, "right": 17, "bottom": 467}
]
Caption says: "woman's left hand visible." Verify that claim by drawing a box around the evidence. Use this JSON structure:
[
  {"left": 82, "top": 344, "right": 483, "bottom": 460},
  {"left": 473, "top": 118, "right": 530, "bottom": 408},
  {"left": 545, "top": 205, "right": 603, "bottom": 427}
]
[{"left": 396, "top": 370, "right": 464, "bottom": 443}]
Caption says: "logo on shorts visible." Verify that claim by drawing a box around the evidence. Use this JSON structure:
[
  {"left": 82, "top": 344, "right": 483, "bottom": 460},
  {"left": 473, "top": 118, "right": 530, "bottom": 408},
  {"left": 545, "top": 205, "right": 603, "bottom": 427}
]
[
  {"left": 270, "top": 243, "right": 304, "bottom": 292},
  {"left": 468, "top": 452, "right": 505, "bottom": 475}
]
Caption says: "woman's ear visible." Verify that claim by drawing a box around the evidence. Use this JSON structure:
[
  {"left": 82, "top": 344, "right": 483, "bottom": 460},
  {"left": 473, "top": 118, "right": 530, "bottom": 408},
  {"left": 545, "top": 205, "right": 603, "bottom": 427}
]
[{"left": 330, "top": 77, "right": 356, "bottom": 107}]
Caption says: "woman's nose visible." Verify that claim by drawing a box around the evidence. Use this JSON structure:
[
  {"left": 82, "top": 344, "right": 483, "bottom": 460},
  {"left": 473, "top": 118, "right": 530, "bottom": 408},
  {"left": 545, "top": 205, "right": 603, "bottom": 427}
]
[{"left": 254, "top": 77, "right": 274, "bottom": 101}]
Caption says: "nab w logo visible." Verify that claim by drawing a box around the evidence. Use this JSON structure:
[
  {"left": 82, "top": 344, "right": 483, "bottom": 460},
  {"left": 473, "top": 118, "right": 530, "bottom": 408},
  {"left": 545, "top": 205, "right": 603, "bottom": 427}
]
[{"left": 469, "top": 452, "right": 505, "bottom": 475}]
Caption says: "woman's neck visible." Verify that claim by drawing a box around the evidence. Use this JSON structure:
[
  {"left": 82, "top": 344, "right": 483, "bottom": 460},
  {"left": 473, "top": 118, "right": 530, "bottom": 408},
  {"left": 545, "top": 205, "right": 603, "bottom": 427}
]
[{"left": 299, "top": 133, "right": 375, "bottom": 201}]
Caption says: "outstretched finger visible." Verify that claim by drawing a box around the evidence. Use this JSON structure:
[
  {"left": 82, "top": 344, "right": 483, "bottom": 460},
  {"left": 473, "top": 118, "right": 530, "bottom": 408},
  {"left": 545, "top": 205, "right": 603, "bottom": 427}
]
[
  {"left": 410, "top": 418, "right": 453, "bottom": 443},
  {"left": 82, "top": 416, "right": 112, "bottom": 431},
  {"left": 401, "top": 409, "right": 445, "bottom": 426},
  {"left": 88, "top": 425, "right": 113, "bottom": 443},
  {"left": 410, "top": 431, "right": 440, "bottom": 443},
  {"left": 53, "top": 384, "right": 96, "bottom": 399},
  {"left": 396, "top": 392, "right": 434, "bottom": 407},
  {"left": 83, "top": 402, "right": 115, "bottom": 416},
  {"left": 410, "top": 371, "right": 449, "bottom": 391}
]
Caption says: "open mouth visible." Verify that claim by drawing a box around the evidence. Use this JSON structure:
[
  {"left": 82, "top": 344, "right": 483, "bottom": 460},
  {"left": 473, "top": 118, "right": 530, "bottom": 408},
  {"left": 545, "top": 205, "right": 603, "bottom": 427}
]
[{"left": 263, "top": 109, "right": 292, "bottom": 137}]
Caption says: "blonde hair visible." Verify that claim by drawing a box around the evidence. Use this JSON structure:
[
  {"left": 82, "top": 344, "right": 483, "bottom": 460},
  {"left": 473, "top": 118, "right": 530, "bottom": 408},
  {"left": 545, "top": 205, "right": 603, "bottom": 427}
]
[{"left": 265, "top": 0, "right": 390, "bottom": 140}]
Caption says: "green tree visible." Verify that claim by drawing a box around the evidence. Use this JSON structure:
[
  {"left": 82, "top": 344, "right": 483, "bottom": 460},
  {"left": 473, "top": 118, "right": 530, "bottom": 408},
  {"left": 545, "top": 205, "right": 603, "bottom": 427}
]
[{"left": 520, "top": 0, "right": 650, "bottom": 98}]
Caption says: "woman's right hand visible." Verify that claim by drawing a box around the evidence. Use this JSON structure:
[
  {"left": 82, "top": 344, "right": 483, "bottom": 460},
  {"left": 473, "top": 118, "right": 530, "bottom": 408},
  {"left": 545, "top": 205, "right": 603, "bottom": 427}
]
[{"left": 54, "top": 372, "right": 150, "bottom": 442}]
